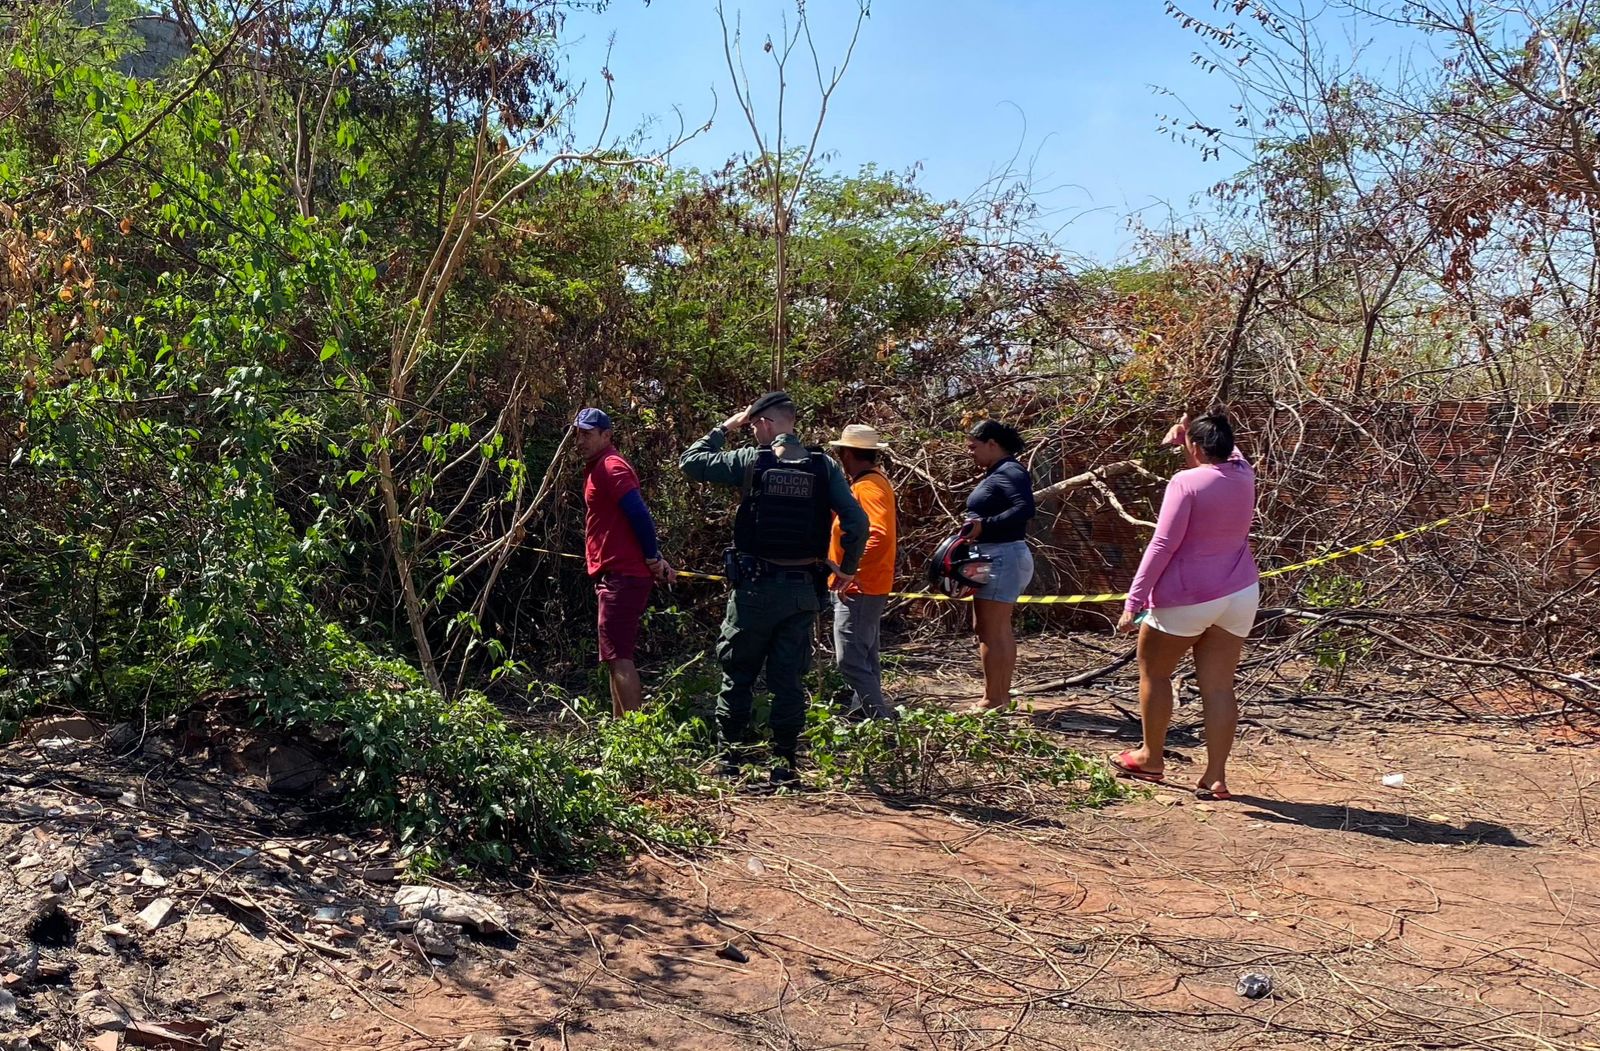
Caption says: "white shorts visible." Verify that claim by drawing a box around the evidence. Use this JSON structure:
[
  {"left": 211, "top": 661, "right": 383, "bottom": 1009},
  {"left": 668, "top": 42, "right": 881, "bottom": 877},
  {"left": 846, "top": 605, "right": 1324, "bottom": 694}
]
[{"left": 1143, "top": 582, "right": 1260, "bottom": 639}]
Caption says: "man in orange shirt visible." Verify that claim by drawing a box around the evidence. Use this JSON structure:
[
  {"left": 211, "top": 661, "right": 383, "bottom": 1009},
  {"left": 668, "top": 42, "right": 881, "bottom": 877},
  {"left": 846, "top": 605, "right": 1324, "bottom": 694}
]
[{"left": 827, "top": 425, "right": 898, "bottom": 719}]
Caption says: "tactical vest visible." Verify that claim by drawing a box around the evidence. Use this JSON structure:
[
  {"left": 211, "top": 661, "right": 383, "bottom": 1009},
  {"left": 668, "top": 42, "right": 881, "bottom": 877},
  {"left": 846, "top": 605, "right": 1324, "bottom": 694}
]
[{"left": 733, "top": 448, "right": 833, "bottom": 562}]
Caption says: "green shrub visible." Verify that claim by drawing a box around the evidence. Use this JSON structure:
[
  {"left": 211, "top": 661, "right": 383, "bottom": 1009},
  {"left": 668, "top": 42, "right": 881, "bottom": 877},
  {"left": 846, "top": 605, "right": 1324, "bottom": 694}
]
[{"left": 805, "top": 702, "right": 1125, "bottom": 810}]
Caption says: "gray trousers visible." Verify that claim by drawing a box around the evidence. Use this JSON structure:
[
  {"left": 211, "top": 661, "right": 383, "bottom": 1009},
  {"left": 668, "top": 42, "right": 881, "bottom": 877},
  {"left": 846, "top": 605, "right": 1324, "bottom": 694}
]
[{"left": 832, "top": 592, "right": 891, "bottom": 718}]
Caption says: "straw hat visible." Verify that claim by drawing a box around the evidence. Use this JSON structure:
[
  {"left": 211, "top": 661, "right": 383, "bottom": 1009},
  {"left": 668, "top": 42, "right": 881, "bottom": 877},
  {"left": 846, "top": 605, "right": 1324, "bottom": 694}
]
[{"left": 828, "top": 424, "right": 890, "bottom": 451}]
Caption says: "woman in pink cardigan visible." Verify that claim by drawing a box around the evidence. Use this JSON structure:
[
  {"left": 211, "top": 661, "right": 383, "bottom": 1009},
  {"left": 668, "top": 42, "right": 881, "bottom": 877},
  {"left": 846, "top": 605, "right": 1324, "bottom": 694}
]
[{"left": 1112, "top": 412, "right": 1259, "bottom": 800}]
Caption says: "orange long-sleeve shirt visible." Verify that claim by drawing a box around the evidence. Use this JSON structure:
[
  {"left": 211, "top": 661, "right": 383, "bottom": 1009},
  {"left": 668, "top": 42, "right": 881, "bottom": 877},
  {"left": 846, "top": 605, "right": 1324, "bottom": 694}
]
[{"left": 830, "top": 469, "right": 897, "bottom": 595}]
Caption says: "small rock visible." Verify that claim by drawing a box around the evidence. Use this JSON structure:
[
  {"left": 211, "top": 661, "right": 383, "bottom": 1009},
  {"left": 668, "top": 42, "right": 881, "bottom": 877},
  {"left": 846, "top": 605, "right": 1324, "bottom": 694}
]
[
  {"left": 118, "top": 792, "right": 139, "bottom": 807},
  {"left": 0, "top": 988, "right": 16, "bottom": 1020},
  {"left": 455, "top": 1037, "right": 508, "bottom": 1050},
  {"left": 328, "top": 1007, "right": 346, "bottom": 1022},
  {"left": 106, "top": 722, "right": 142, "bottom": 755},
  {"left": 101, "top": 923, "right": 133, "bottom": 940},
  {"left": 456, "top": 1037, "right": 508, "bottom": 1051},
  {"left": 49, "top": 872, "right": 70, "bottom": 894},
  {"left": 1236, "top": 972, "right": 1273, "bottom": 999},
  {"left": 77, "top": 990, "right": 133, "bottom": 1031},
  {"left": 138, "top": 869, "right": 168, "bottom": 889},
  {"left": 412, "top": 919, "right": 459, "bottom": 959},
  {"left": 137, "top": 898, "right": 176, "bottom": 931},
  {"left": 88, "top": 1034, "right": 121, "bottom": 1051},
  {"left": 14, "top": 854, "right": 42, "bottom": 872}
]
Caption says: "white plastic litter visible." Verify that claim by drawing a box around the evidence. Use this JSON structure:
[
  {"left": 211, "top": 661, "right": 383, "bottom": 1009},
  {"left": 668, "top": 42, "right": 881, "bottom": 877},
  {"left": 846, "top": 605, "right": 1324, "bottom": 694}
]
[{"left": 1381, "top": 773, "right": 1406, "bottom": 788}]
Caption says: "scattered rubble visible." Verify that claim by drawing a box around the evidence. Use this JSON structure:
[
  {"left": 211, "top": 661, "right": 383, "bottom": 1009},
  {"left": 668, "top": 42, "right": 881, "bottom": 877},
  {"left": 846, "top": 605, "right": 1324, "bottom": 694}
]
[
  {"left": 76, "top": 989, "right": 133, "bottom": 1031},
  {"left": 0, "top": 705, "right": 538, "bottom": 1049}
]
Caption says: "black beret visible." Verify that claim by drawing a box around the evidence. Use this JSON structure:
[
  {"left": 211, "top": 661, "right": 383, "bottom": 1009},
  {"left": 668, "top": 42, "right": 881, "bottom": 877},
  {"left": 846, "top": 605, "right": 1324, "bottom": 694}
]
[{"left": 748, "top": 391, "right": 795, "bottom": 416}]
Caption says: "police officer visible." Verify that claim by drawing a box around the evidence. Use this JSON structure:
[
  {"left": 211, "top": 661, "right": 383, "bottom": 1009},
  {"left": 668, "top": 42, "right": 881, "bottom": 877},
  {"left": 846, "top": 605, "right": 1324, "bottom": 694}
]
[{"left": 680, "top": 392, "right": 869, "bottom": 782}]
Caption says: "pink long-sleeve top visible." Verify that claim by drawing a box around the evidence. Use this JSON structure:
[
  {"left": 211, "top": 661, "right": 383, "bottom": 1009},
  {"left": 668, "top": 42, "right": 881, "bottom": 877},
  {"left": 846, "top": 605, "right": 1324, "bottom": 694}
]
[{"left": 1124, "top": 452, "right": 1259, "bottom": 614}]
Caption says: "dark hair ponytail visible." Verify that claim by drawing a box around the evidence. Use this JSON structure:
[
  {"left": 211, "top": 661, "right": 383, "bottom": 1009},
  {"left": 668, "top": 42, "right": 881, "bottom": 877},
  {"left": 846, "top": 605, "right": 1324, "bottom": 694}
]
[
  {"left": 968, "top": 419, "right": 1025, "bottom": 455},
  {"left": 1187, "top": 412, "right": 1235, "bottom": 461}
]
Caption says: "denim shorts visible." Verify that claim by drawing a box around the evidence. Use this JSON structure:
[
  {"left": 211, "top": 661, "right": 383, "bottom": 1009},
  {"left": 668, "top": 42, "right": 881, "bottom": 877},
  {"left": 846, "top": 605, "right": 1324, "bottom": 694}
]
[{"left": 971, "top": 541, "right": 1034, "bottom": 603}]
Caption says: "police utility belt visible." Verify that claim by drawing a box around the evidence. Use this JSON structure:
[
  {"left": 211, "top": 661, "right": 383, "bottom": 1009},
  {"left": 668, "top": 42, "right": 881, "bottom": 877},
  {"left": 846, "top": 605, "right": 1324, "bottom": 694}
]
[{"left": 722, "top": 550, "right": 828, "bottom": 587}]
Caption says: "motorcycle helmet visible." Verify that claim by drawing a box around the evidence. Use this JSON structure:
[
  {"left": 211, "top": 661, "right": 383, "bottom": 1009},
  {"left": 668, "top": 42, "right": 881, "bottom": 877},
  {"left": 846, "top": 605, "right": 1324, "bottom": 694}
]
[{"left": 927, "top": 533, "right": 994, "bottom": 597}]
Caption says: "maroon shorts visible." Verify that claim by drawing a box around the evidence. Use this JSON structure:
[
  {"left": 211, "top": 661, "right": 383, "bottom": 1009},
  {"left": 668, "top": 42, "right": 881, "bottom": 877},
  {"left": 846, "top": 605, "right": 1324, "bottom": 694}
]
[{"left": 595, "top": 573, "right": 653, "bottom": 662}]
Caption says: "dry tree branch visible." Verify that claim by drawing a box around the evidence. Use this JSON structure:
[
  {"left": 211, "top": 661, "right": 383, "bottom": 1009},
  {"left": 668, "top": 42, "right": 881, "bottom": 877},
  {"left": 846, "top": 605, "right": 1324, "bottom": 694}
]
[
  {"left": 361, "top": 54, "right": 708, "bottom": 692},
  {"left": 716, "top": 0, "right": 870, "bottom": 386}
]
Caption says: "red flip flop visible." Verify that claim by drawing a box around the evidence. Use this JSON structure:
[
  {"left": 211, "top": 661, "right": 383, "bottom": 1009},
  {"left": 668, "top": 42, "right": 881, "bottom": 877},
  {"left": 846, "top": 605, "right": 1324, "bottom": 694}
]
[
  {"left": 1110, "top": 750, "right": 1165, "bottom": 784},
  {"left": 1195, "top": 782, "right": 1232, "bottom": 801}
]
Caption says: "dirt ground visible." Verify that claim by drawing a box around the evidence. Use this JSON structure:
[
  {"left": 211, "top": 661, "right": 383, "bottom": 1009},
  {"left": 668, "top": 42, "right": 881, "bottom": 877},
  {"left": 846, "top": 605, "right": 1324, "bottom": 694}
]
[{"left": 4, "top": 639, "right": 1598, "bottom": 1051}]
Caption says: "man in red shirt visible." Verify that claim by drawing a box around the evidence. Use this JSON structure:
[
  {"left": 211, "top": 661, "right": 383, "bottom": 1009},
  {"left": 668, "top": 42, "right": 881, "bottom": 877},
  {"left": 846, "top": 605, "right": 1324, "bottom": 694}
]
[{"left": 573, "top": 408, "right": 675, "bottom": 716}]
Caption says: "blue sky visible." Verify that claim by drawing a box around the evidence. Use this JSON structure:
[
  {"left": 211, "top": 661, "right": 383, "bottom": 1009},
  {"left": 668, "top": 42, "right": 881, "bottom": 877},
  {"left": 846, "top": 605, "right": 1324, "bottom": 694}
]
[{"left": 557, "top": 0, "right": 1256, "bottom": 263}]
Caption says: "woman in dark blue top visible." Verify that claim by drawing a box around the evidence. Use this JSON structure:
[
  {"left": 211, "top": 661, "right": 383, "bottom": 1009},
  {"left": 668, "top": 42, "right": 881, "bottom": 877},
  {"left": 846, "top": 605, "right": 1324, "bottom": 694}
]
[{"left": 961, "top": 419, "right": 1036, "bottom": 711}]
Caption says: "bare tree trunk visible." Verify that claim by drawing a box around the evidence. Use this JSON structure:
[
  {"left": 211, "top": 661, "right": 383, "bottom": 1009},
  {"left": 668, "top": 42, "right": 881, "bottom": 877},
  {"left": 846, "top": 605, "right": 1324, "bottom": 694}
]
[
  {"left": 1351, "top": 262, "right": 1407, "bottom": 398},
  {"left": 773, "top": 200, "right": 787, "bottom": 386},
  {"left": 354, "top": 92, "right": 700, "bottom": 693},
  {"left": 718, "top": 0, "right": 867, "bottom": 389},
  {"left": 375, "top": 442, "right": 442, "bottom": 690},
  {"left": 1216, "top": 255, "right": 1264, "bottom": 406}
]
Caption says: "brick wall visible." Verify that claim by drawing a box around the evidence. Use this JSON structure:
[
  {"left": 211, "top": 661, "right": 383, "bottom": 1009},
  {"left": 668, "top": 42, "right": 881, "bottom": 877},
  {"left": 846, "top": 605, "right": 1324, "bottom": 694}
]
[{"left": 1034, "top": 401, "right": 1600, "bottom": 609}]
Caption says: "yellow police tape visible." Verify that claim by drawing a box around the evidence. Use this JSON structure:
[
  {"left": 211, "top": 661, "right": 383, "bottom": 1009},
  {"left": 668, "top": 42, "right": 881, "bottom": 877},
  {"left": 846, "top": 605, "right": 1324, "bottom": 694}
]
[
  {"left": 909, "top": 502, "right": 1494, "bottom": 604},
  {"left": 529, "top": 502, "right": 1493, "bottom": 605}
]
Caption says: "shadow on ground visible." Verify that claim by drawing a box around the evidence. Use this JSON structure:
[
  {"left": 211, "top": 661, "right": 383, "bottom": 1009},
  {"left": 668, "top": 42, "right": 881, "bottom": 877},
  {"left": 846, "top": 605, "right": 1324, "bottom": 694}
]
[{"left": 1234, "top": 796, "right": 1532, "bottom": 846}]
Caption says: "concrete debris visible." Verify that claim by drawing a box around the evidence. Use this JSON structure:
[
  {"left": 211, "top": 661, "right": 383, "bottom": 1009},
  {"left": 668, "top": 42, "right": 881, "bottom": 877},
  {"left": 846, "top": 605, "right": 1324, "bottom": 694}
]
[
  {"left": 137, "top": 898, "right": 176, "bottom": 931},
  {"left": 391, "top": 886, "right": 510, "bottom": 936},
  {"left": 77, "top": 990, "right": 134, "bottom": 1031},
  {"left": 23, "top": 716, "right": 103, "bottom": 746},
  {"left": 411, "top": 919, "right": 460, "bottom": 959}
]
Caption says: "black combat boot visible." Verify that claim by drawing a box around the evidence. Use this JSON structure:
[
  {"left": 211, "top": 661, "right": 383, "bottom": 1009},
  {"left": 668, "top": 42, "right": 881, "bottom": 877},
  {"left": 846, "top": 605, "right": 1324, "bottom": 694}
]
[{"left": 769, "top": 748, "right": 799, "bottom": 785}]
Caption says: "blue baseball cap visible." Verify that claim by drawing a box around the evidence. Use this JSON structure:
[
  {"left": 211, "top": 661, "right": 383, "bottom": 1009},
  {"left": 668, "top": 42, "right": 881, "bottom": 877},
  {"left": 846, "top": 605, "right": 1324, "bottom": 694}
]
[{"left": 573, "top": 407, "right": 613, "bottom": 431}]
